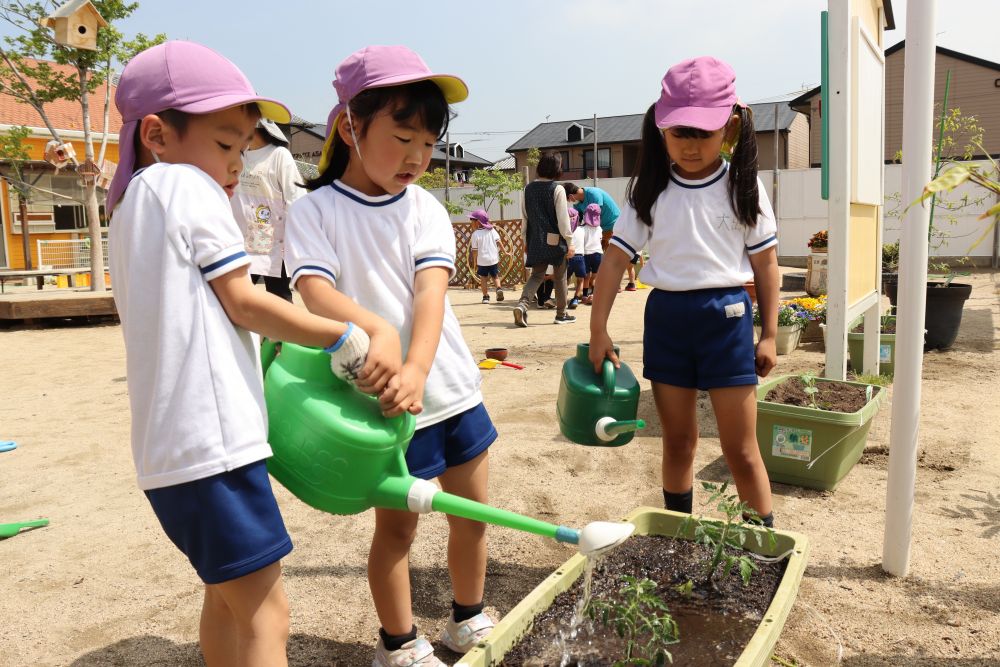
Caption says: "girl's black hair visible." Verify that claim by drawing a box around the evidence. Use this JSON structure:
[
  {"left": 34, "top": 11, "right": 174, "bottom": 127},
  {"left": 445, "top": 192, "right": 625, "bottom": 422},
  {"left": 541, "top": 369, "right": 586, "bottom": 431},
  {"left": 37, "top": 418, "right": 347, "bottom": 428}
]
[
  {"left": 303, "top": 80, "right": 451, "bottom": 191},
  {"left": 626, "top": 103, "right": 761, "bottom": 227},
  {"left": 535, "top": 151, "right": 562, "bottom": 179}
]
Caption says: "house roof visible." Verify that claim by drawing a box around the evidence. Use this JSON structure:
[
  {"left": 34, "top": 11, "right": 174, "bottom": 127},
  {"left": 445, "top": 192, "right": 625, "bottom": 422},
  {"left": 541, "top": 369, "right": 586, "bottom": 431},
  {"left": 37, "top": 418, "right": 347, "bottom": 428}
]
[
  {"left": 507, "top": 102, "right": 803, "bottom": 152},
  {"left": 789, "top": 41, "right": 1000, "bottom": 109},
  {"left": 0, "top": 58, "right": 122, "bottom": 134},
  {"left": 487, "top": 155, "right": 515, "bottom": 171},
  {"left": 432, "top": 143, "right": 492, "bottom": 166}
]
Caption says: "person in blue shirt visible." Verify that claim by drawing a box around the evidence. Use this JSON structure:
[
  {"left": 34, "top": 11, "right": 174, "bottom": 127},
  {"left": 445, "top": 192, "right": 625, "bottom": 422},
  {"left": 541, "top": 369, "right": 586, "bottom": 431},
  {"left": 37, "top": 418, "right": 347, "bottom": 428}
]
[{"left": 564, "top": 183, "right": 639, "bottom": 291}]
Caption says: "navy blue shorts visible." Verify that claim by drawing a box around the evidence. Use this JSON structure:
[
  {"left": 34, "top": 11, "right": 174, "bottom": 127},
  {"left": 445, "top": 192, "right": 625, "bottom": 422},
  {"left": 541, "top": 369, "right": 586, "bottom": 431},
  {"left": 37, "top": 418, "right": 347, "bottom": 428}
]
[
  {"left": 643, "top": 287, "right": 758, "bottom": 390},
  {"left": 567, "top": 255, "right": 587, "bottom": 278},
  {"left": 477, "top": 264, "right": 499, "bottom": 277},
  {"left": 585, "top": 252, "right": 603, "bottom": 274},
  {"left": 145, "top": 460, "right": 292, "bottom": 584},
  {"left": 405, "top": 403, "right": 497, "bottom": 479}
]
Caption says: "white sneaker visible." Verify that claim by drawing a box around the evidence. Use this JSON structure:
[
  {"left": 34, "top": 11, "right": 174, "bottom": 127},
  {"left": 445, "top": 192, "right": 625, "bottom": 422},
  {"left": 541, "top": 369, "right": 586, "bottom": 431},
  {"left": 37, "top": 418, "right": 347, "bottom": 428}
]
[
  {"left": 439, "top": 611, "right": 496, "bottom": 653},
  {"left": 372, "top": 636, "right": 447, "bottom": 667}
]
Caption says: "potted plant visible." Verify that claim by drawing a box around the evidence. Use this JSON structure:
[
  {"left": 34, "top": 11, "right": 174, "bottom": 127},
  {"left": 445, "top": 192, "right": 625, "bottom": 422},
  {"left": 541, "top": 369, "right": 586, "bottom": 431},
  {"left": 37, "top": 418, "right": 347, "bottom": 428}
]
[
  {"left": 785, "top": 296, "right": 826, "bottom": 346},
  {"left": 456, "top": 501, "right": 809, "bottom": 666},
  {"left": 884, "top": 110, "right": 992, "bottom": 350},
  {"left": 755, "top": 374, "right": 886, "bottom": 491},
  {"left": 847, "top": 315, "right": 897, "bottom": 377},
  {"left": 753, "top": 303, "right": 806, "bottom": 355},
  {"left": 881, "top": 241, "right": 900, "bottom": 294},
  {"left": 804, "top": 230, "right": 828, "bottom": 297}
]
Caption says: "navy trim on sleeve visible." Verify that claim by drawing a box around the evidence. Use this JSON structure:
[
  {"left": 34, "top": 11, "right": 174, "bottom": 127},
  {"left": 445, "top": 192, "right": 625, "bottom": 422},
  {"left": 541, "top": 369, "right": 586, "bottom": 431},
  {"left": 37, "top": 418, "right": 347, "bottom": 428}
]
[
  {"left": 610, "top": 235, "right": 638, "bottom": 257},
  {"left": 747, "top": 235, "right": 778, "bottom": 251},
  {"left": 200, "top": 251, "right": 247, "bottom": 275},
  {"left": 331, "top": 181, "right": 406, "bottom": 207},
  {"left": 415, "top": 256, "right": 453, "bottom": 267},
  {"left": 292, "top": 265, "right": 338, "bottom": 282}
]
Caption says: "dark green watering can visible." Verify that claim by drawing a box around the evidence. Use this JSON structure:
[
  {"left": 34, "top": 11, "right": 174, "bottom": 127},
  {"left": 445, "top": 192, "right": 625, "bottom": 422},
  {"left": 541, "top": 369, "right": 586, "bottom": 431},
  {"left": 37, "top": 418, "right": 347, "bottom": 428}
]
[{"left": 557, "top": 343, "right": 644, "bottom": 446}]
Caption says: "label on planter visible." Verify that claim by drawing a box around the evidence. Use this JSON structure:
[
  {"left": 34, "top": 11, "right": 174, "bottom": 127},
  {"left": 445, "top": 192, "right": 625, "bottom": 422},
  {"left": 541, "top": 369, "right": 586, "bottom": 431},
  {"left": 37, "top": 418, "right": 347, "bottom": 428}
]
[
  {"left": 772, "top": 425, "right": 812, "bottom": 461},
  {"left": 880, "top": 343, "right": 892, "bottom": 363}
]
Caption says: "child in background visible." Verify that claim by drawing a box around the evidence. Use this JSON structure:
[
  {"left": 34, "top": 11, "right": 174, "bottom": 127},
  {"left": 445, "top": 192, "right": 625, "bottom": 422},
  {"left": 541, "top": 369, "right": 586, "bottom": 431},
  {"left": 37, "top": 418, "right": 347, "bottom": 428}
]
[
  {"left": 230, "top": 118, "right": 304, "bottom": 302},
  {"left": 588, "top": 56, "right": 778, "bottom": 527},
  {"left": 284, "top": 45, "right": 496, "bottom": 667},
  {"left": 566, "top": 207, "right": 586, "bottom": 308},
  {"left": 581, "top": 202, "right": 604, "bottom": 305},
  {"left": 469, "top": 208, "right": 504, "bottom": 303},
  {"left": 107, "top": 41, "right": 369, "bottom": 667}
]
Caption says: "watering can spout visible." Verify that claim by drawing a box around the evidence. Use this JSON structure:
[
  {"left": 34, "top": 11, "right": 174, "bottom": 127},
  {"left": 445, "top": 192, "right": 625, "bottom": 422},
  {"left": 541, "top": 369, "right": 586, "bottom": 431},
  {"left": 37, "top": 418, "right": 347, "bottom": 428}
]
[{"left": 595, "top": 417, "right": 645, "bottom": 442}]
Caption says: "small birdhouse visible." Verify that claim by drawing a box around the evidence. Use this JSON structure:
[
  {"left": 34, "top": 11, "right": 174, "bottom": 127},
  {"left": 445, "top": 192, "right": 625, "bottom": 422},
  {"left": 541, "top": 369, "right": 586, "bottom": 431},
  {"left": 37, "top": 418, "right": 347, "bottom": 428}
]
[{"left": 40, "top": 0, "right": 108, "bottom": 52}]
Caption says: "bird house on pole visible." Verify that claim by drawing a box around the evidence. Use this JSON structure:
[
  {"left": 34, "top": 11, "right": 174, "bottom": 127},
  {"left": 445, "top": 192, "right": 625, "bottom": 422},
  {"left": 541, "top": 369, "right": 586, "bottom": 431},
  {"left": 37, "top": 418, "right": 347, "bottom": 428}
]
[{"left": 40, "top": 0, "right": 108, "bottom": 51}]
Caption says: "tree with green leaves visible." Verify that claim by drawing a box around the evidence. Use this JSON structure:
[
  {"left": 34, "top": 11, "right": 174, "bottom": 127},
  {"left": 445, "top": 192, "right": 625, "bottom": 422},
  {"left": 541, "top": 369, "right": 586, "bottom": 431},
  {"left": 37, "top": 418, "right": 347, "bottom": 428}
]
[
  {"left": 0, "top": 124, "right": 35, "bottom": 267},
  {"left": 460, "top": 168, "right": 523, "bottom": 220},
  {"left": 0, "top": 0, "right": 164, "bottom": 287}
]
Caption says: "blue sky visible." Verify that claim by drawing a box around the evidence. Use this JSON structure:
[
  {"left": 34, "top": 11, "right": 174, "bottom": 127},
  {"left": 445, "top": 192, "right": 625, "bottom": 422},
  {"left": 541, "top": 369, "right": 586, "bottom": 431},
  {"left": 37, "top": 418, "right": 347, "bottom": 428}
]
[{"left": 8, "top": 1, "right": 1000, "bottom": 161}]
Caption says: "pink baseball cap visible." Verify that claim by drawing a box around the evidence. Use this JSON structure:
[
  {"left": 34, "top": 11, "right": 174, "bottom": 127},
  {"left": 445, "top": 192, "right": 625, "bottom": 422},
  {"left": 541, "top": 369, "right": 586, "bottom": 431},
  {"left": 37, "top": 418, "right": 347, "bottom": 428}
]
[
  {"left": 584, "top": 203, "right": 601, "bottom": 226},
  {"left": 653, "top": 56, "right": 738, "bottom": 131},
  {"left": 108, "top": 40, "right": 290, "bottom": 212},
  {"left": 567, "top": 207, "right": 580, "bottom": 231},
  {"left": 318, "top": 45, "right": 468, "bottom": 172},
  {"left": 469, "top": 208, "right": 492, "bottom": 229}
]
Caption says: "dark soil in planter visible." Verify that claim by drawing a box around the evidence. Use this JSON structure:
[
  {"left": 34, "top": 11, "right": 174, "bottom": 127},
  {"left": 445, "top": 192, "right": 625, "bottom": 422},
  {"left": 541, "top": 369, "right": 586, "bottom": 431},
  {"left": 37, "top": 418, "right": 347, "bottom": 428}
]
[
  {"left": 764, "top": 376, "right": 878, "bottom": 413},
  {"left": 853, "top": 318, "right": 896, "bottom": 334},
  {"left": 500, "top": 534, "right": 786, "bottom": 666}
]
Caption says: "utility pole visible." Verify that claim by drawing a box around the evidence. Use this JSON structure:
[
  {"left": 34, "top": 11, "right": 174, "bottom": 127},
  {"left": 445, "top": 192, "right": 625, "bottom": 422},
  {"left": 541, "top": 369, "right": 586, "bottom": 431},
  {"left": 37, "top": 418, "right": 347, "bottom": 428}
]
[
  {"left": 592, "top": 113, "right": 598, "bottom": 186},
  {"left": 444, "top": 131, "right": 450, "bottom": 206},
  {"left": 773, "top": 102, "right": 780, "bottom": 218}
]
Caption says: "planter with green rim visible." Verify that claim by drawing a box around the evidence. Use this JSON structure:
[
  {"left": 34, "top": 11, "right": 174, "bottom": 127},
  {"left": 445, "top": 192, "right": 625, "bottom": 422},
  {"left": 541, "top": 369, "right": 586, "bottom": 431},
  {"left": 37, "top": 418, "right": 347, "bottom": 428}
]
[
  {"left": 847, "top": 316, "right": 897, "bottom": 376},
  {"left": 456, "top": 507, "right": 809, "bottom": 667},
  {"left": 755, "top": 375, "right": 886, "bottom": 491}
]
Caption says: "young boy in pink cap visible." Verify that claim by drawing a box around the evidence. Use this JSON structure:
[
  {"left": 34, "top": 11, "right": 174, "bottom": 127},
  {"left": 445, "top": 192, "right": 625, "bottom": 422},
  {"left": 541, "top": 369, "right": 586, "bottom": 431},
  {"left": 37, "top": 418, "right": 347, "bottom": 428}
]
[
  {"left": 469, "top": 208, "right": 505, "bottom": 303},
  {"left": 285, "top": 45, "right": 496, "bottom": 666},
  {"left": 107, "top": 40, "right": 371, "bottom": 667},
  {"left": 589, "top": 56, "right": 777, "bottom": 529}
]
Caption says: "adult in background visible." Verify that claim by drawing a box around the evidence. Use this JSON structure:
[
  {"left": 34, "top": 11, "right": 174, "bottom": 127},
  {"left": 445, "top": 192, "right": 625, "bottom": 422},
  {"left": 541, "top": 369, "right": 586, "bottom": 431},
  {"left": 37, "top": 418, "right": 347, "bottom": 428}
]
[
  {"left": 230, "top": 119, "right": 304, "bottom": 302},
  {"left": 513, "top": 152, "right": 576, "bottom": 326},
  {"left": 564, "top": 182, "right": 639, "bottom": 291}
]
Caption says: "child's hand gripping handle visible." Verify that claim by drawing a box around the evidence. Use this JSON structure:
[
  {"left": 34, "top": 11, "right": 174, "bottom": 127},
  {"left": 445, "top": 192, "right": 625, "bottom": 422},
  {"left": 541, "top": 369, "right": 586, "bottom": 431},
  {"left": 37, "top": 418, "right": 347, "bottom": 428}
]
[{"left": 325, "top": 322, "right": 371, "bottom": 388}]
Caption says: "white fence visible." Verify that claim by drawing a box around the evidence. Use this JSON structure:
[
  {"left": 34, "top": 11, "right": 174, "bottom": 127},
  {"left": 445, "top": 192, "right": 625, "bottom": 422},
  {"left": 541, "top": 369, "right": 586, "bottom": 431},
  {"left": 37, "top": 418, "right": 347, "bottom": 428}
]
[
  {"left": 425, "top": 163, "right": 998, "bottom": 261},
  {"left": 36, "top": 238, "right": 109, "bottom": 269}
]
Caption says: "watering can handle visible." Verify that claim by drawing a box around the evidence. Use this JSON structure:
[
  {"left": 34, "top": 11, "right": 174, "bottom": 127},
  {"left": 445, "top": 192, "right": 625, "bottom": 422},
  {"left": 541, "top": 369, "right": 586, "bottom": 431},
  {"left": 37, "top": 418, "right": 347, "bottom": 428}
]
[{"left": 602, "top": 359, "right": 616, "bottom": 396}]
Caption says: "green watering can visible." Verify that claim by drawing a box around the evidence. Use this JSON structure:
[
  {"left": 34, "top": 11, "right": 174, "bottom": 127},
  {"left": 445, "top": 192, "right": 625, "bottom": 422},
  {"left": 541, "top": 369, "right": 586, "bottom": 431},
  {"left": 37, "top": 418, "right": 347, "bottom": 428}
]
[
  {"left": 261, "top": 342, "right": 633, "bottom": 556},
  {"left": 557, "top": 343, "right": 645, "bottom": 447}
]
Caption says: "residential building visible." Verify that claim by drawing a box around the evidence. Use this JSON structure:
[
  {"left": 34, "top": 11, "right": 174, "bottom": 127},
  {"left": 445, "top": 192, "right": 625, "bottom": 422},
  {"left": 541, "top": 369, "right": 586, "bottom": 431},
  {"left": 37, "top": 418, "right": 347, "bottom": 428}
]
[
  {"left": 790, "top": 42, "right": 1000, "bottom": 166},
  {"left": 0, "top": 59, "right": 121, "bottom": 269},
  {"left": 505, "top": 101, "right": 810, "bottom": 181}
]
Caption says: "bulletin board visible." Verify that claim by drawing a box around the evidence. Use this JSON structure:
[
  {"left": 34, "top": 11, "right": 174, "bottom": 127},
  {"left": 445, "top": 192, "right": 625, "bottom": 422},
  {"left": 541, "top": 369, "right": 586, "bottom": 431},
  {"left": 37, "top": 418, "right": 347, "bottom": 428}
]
[{"left": 850, "top": 18, "right": 885, "bottom": 206}]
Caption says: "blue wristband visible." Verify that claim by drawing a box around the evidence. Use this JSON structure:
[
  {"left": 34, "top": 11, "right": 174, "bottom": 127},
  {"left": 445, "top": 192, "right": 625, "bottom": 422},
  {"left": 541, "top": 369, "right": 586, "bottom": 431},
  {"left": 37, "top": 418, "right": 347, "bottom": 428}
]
[{"left": 324, "top": 322, "right": 355, "bottom": 354}]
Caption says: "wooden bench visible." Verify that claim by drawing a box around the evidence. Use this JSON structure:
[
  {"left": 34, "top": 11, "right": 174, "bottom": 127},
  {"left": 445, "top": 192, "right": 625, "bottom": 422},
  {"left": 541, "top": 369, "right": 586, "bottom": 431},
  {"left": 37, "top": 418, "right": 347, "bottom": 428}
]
[{"left": 0, "top": 267, "right": 94, "bottom": 293}]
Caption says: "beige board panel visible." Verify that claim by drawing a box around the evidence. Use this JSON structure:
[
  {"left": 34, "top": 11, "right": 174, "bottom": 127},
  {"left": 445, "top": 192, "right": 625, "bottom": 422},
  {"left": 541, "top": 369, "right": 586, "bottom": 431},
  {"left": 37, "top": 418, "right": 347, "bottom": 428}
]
[
  {"left": 853, "top": 0, "right": 883, "bottom": 44},
  {"left": 849, "top": 203, "right": 879, "bottom": 306}
]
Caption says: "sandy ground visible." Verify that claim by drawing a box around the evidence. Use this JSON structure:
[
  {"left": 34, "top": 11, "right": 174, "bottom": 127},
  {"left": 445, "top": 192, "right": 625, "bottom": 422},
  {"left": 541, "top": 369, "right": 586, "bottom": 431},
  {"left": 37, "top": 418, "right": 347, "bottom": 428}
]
[{"left": 1, "top": 271, "right": 998, "bottom": 667}]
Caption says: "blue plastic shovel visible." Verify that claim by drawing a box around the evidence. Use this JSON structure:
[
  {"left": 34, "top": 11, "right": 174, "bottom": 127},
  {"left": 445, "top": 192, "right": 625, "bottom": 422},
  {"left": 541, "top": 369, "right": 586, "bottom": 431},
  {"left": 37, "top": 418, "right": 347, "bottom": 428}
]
[{"left": 0, "top": 441, "right": 16, "bottom": 453}]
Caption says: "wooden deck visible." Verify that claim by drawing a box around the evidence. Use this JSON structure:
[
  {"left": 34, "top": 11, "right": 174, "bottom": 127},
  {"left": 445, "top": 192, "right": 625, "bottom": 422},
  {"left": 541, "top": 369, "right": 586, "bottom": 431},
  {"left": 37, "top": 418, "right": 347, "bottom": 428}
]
[{"left": 0, "top": 288, "right": 118, "bottom": 320}]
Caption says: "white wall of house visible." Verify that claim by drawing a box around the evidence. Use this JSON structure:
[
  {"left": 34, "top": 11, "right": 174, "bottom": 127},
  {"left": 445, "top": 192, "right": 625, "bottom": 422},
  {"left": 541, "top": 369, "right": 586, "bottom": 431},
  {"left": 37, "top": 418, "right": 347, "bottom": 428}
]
[{"left": 425, "top": 162, "right": 997, "bottom": 262}]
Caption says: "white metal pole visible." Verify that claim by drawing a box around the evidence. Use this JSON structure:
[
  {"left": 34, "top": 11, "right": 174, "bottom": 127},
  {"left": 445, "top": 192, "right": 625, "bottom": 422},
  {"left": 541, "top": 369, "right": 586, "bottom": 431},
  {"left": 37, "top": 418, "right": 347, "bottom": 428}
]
[
  {"left": 882, "top": 0, "right": 936, "bottom": 578},
  {"left": 592, "top": 113, "right": 598, "bottom": 187}
]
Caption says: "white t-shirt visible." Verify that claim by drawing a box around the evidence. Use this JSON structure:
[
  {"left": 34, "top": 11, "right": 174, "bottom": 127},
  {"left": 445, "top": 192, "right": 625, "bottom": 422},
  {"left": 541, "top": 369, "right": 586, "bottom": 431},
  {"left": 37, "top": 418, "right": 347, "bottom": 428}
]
[
  {"left": 610, "top": 162, "right": 777, "bottom": 291},
  {"left": 109, "top": 163, "right": 270, "bottom": 491},
  {"left": 285, "top": 180, "right": 483, "bottom": 429},
  {"left": 583, "top": 225, "right": 603, "bottom": 255},
  {"left": 571, "top": 225, "right": 586, "bottom": 256},
  {"left": 230, "top": 144, "right": 305, "bottom": 277},
  {"left": 470, "top": 228, "right": 501, "bottom": 266}
]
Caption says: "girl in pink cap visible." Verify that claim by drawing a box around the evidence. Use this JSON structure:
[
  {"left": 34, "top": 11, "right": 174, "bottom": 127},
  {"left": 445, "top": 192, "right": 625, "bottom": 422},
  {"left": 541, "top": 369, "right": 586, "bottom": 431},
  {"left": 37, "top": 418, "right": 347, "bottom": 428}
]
[
  {"left": 284, "top": 45, "right": 496, "bottom": 666},
  {"left": 469, "top": 208, "right": 506, "bottom": 303},
  {"left": 589, "top": 56, "right": 778, "bottom": 529}
]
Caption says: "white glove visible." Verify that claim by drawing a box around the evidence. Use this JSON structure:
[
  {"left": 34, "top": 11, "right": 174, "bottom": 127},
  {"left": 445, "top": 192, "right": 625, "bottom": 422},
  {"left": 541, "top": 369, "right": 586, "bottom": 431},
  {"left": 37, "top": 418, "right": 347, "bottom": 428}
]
[{"left": 325, "top": 322, "right": 370, "bottom": 387}]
